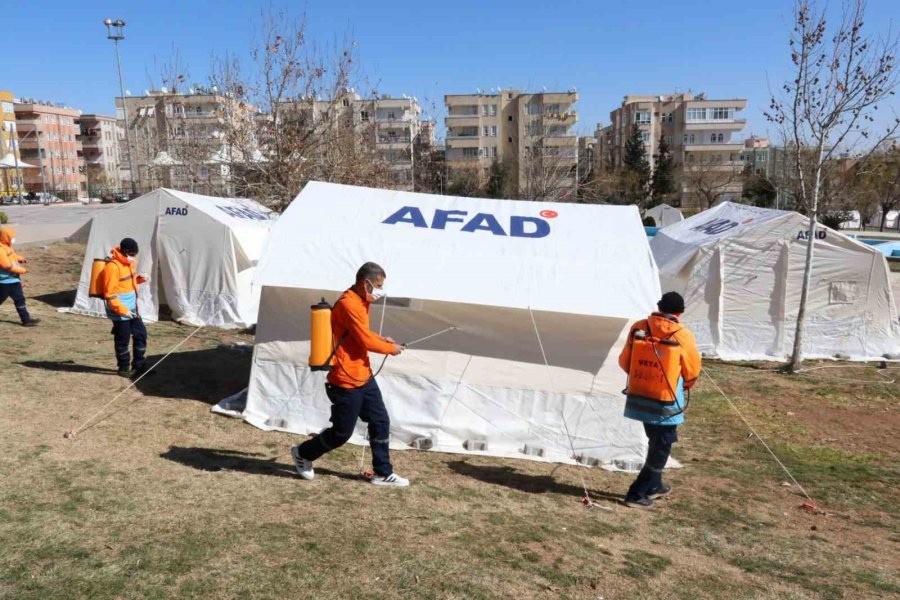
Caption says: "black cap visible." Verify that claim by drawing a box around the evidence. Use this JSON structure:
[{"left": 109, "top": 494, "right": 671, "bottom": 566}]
[
  {"left": 120, "top": 238, "right": 139, "bottom": 255},
  {"left": 657, "top": 291, "right": 685, "bottom": 314}
]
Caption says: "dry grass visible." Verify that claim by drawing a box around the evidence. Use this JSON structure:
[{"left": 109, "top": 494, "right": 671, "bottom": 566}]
[{"left": 1, "top": 243, "right": 899, "bottom": 599}]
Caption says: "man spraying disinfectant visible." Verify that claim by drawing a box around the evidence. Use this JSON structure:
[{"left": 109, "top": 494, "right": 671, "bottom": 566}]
[
  {"left": 98, "top": 238, "right": 150, "bottom": 378},
  {"left": 0, "top": 227, "right": 40, "bottom": 327},
  {"left": 618, "top": 292, "right": 701, "bottom": 508}
]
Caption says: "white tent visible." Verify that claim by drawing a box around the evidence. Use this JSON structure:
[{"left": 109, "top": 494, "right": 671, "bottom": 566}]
[
  {"left": 219, "top": 181, "right": 662, "bottom": 468},
  {"left": 840, "top": 210, "right": 862, "bottom": 230},
  {"left": 68, "top": 188, "right": 275, "bottom": 329},
  {"left": 644, "top": 203, "right": 684, "bottom": 228},
  {"left": 866, "top": 210, "right": 899, "bottom": 230},
  {"left": 651, "top": 202, "right": 900, "bottom": 361}
]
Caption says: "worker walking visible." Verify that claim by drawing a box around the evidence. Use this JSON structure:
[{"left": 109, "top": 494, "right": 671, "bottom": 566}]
[
  {"left": 291, "top": 262, "right": 409, "bottom": 487},
  {"left": 618, "top": 291, "right": 701, "bottom": 508},
  {"left": 100, "top": 238, "right": 150, "bottom": 378},
  {"left": 0, "top": 227, "right": 40, "bottom": 327}
]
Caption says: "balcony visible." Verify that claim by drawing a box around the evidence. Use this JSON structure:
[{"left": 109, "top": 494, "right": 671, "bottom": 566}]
[
  {"left": 684, "top": 142, "right": 744, "bottom": 152},
  {"left": 684, "top": 118, "right": 747, "bottom": 131},
  {"left": 541, "top": 135, "right": 578, "bottom": 147},
  {"left": 376, "top": 138, "right": 412, "bottom": 149},
  {"left": 445, "top": 136, "right": 481, "bottom": 149},
  {"left": 544, "top": 111, "right": 577, "bottom": 125}
]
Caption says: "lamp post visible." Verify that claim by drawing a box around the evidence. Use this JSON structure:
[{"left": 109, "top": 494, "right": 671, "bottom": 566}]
[{"left": 104, "top": 19, "right": 137, "bottom": 197}]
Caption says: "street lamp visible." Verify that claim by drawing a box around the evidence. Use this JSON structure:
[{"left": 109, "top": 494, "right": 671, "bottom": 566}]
[{"left": 104, "top": 18, "right": 137, "bottom": 197}]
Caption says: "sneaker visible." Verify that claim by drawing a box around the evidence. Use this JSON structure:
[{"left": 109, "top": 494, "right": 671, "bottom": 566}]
[
  {"left": 370, "top": 473, "right": 410, "bottom": 487},
  {"left": 290, "top": 446, "right": 314, "bottom": 480},
  {"left": 624, "top": 496, "right": 654, "bottom": 509},
  {"left": 22, "top": 319, "right": 40, "bottom": 327},
  {"left": 648, "top": 485, "right": 672, "bottom": 500},
  {"left": 117, "top": 367, "right": 134, "bottom": 378}
]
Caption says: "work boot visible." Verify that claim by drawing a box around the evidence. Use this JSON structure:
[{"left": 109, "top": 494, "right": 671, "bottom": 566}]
[
  {"left": 117, "top": 367, "right": 134, "bottom": 378},
  {"left": 130, "top": 364, "right": 155, "bottom": 379},
  {"left": 624, "top": 496, "right": 654, "bottom": 509},
  {"left": 21, "top": 319, "right": 40, "bottom": 327},
  {"left": 647, "top": 484, "right": 672, "bottom": 500}
]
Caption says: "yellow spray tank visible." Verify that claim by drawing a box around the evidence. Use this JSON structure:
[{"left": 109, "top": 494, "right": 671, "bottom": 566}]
[
  {"left": 88, "top": 258, "right": 110, "bottom": 299},
  {"left": 309, "top": 298, "right": 334, "bottom": 371}
]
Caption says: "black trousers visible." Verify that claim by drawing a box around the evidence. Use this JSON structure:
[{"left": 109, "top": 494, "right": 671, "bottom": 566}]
[
  {"left": 111, "top": 317, "right": 147, "bottom": 370},
  {"left": 297, "top": 379, "right": 393, "bottom": 476},
  {"left": 0, "top": 282, "right": 31, "bottom": 323},
  {"left": 627, "top": 423, "right": 678, "bottom": 500}
]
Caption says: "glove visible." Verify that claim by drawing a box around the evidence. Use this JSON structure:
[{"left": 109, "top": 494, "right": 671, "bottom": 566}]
[{"left": 136, "top": 273, "right": 150, "bottom": 285}]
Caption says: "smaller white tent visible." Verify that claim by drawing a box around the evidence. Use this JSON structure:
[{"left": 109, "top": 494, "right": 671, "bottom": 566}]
[
  {"left": 68, "top": 188, "right": 275, "bottom": 329},
  {"left": 220, "top": 181, "right": 663, "bottom": 468},
  {"left": 644, "top": 203, "right": 684, "bottom": 228},
  {"left": 866, "top": 210, "right": 900, "bottom": 230},
  {"left": 651, "top": 202, "right": 900, "bottom": 361}
]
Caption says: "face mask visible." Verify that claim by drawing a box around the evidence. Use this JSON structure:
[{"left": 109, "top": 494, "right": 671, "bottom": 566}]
[
  {"left": 10, "top": 238, "right": 15, "bottom": 244},
  {"left": 365, "top": 280, "right": 386, "bottom": 302},
  {"left": 128, "top": 256, "right": 137, "bottom": 265}
]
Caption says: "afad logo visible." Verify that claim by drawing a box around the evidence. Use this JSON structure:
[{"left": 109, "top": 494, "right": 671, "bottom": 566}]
[
  {"left": 382, "top": 206, "right": 557, "bottom": 238},
  {"left": 164, "top": 206, "right": 189, "bottom": 216}
]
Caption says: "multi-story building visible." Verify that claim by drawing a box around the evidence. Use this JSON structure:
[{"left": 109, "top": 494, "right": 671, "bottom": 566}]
[
  {"left": 1, "top": 90, "right": 25, "bottom": 198},
  {"left": 77, "top": 114, "right": 124, "bottom": 194},
  {"left": 597, "top": 92, "right": 748, "bottom": 208},
  {"left": 444, "top": 89, "right": 579, "bottom": 199},
  {"left": 116, "top": 89, "right": 252, "bottom": 195},
  {"left": 14, "top": 99, "right": 85, "bottom": 199}
]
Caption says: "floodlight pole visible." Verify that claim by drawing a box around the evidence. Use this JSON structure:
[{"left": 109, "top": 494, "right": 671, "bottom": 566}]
[{"left": 105, "top": 19, "right": 137, "bottom": 197}]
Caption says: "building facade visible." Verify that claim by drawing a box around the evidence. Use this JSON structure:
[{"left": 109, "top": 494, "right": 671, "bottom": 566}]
[
  {"left": 14, "top": 100, "right": 85, "bottom": 199},
  {"left": 596, "top": 92, "right": 747, "bottom": 209},
  {"left": 1, "top": 90, "right": 24, "bottom": 198},
  {"left": 444, "top": 89, "right": 579, "bottom": 199},
  {"left": 78, "top": 114, "right": 124, "bottom": 195}
]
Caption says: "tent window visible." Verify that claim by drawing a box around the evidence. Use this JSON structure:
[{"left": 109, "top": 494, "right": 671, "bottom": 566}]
[{"left": 828, "top": 281, "right": 859, "bottom": 305}]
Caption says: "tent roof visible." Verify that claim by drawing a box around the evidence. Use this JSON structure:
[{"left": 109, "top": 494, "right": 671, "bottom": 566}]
[
  {"left": 153, "top": 188, "right": 274, "bottom": 231},
  {"left": 254, "top": 181, "right": 660, "bottom": 319}
]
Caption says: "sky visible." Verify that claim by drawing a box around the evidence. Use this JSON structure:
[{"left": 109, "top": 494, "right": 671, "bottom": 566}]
[{"left": 4, "top": 0, "right": 899, "bottom": 141}]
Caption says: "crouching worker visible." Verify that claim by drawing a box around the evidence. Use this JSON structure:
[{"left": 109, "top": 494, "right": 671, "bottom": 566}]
[
  {"left": 0, "top": 227, "right": 40, "bottom": 327},
  {"left": 100, "top": 238, "right": 150, "bottom": 378},
  {"left": 618, "top": 292, "right": 701, "bottom": 508},
  {"left": 291, "top": 262, "right": 409, "bottom": 487}
]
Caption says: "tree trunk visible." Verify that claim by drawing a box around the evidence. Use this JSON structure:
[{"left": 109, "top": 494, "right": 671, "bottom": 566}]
[{"left": 788, "top": 145, "right": 826, "bottom": 372}]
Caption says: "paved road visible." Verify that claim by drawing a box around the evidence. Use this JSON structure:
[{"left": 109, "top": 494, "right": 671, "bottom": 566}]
[{"left": 1, "top": 202, "right": 118, "bottom": 244}]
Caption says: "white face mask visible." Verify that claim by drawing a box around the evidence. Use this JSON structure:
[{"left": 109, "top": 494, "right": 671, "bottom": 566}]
[
  {"left": 365, "top": 279, "right": 386, "bottom": 302},
  {"left": 128, "top": 256, "right": 137, "bottom": 265},
  {"left": 10, "top": 238, "right": 15, "bottom": 244}
]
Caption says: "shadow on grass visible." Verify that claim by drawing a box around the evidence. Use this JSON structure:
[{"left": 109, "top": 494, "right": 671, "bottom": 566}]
[
  {"left": 160, "top": 446, "right": 363, "bottom": 482},
  {"left": 17, "top": 347, "right": 251, "bottom": 405},
  {"left": 447, "top": 460, "right": 624, "bottom": 503},
  {"left": 33, "top": 289, "right": 76, "bottom": 308}
]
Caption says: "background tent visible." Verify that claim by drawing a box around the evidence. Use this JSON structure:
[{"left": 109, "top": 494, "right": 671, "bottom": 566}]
[
  {"left": 644, "top": 203, "right": 684, "bottom": 228},
  {"left": 866, "top": 210, "right": 899, "bottom": 230},
  {"left": 218, "top": 181, "right": 662, "bottom": 468},
  {"left": 840, "top": 210, "right": 862, "bottom": 230},
  {"left": 651, "top": 202, "right": 900, "bottom": 361},
  {"left": 68, "top": 188, "right": 275, "bottom": 329}
]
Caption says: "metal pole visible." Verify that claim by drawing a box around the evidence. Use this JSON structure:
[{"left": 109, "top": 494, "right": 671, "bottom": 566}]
[
  {"left": 10, "top": 124, "right": 22, "bottom": 203},
  {"left": 112, "top": 39, "right": 137, "bottom": 197}
]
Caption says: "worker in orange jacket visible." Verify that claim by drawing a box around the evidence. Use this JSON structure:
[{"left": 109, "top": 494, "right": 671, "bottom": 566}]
[
  {"left": 0, "top": 227, "right": 40, "bottom": 327},
  {"left": 100, "top": 238, "right": 150, "bottom": 378},
  {"left": 618, "top": 292, "right": 701, "bottom": 508},
  {"left": 292, "top": 262, "right": 409, "bottom": 487}
]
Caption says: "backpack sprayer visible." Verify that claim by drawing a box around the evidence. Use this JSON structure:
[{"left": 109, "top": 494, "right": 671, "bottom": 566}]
[{"left": 625, "top": 323, "right": 690, "bottom": 417}]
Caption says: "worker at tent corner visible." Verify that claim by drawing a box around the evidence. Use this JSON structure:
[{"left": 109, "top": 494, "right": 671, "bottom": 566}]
[
  {"left": 291, "top": 262, "right": 410, "bottom": 487},
  {"left": 0, "top": 227, "right": 40, "bottom": 327},
  {"left": 100, "top": 238, "right": 151, "bottom": 378},
  {"left": 618, "top": 291, "right": 701, "bottom": 509}
]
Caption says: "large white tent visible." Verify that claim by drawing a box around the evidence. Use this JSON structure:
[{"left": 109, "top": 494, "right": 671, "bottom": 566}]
[
  {"left": 218, "top": 181, "right": 662, "bottom": 468},
  {"left": 651, "top": 202, "right": 900, "bottom": 361},
  {"left": 644, "top": 203, "right": 684, "bottom": 228},
  {"left": 68, "top": 188, "right": 275, "bottom": 329}
]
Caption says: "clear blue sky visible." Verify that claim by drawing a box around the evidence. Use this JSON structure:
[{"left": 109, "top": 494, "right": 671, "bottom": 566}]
[{"left": 5, "top": 0, "right": 899, "bottom": 141}]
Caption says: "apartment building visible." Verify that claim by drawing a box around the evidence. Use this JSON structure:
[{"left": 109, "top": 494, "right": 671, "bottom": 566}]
[
  {"left": 1, "top": 90, "right": 24, "bottom": 198},
  {"left": 596, "top": 92, "right": 747, "bottom": 208},
  {"left": 116, "top": 88, "right": 251, "bottom": 195},
  {"left": 78, "top": 114, "right": 124, "bottom": 193},
  {"left": 15, "top": 99, "right": 85, "bottom": 199},
  {"left": 444, "top": 89, "right": 579, "bottom": 198}
]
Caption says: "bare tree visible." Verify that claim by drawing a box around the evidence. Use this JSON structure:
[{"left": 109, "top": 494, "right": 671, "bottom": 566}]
[
  {"left": 766, "top": 0, "right": 899, "bottom": 371},
  {"left": 859, "top": 142, "right": 900, "bottom": 230},
  {"left": 211, "top": 9, "right": 393, "bottom": 210},
  {"left": 518, "top": 137, "right": 579, "bottom": 201},
  {"left": 681, "top": 154, "right": 743, "bottom": 209}
]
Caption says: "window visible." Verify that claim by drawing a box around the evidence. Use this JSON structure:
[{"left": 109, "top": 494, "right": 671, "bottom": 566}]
[
  {"left": 482, "top": 105, "right": 489, "bottom": 116},
  {"left": 482, "top": 126, "right": 489, "bottom": 137},
  {"left": 508, "top": 115, "right": 513, "bottom": 122},
  {"left": 491, "top": 125, "right": 497, "bottom": 137},
  {"left": 508, "top": 136, "right": 513, "bottom": 143},
  {"left": 635, "top": 111, "right": 651, "bottom": 124},
  {"left": 342, "top": 98, "right": 350, "bottom": 107},
  {"left": 387, "top": 111, "right": 396, "bottom": 120},
  {"left": 546, "top": 104, "right": 560, "bottom": 115},
  {"left": 1, "top": 101, "right": 13, "bottom": 113},
  {"left": 713, "top": 107, "right": 734, "bottom": 120},
  {"left": 729, "top": 153, "right": 738, "bottom": 162},
  {"left": 490, "top": 104, "right": 497, "bottom": 116},
  {"left": 507, "top": 92, "right": 513, "bottom": 99},
  {"left": 687, "top": 153, "right": 694, "bottom": 163},
  {"left": 686, "top": 108, "right": 706, "bottom": 122},
  {"left": 640, "top": 132, "right": 650, "bottom": 143},
  {"left": 490, "top": 146, "right": 497, "bottom": 158},
  {"left": 462, "top": 147, "right": 479, "bottom": 157},
  {"left": 360, "top": 110, "right": 369, "bottom": 122},
  {"left": 526, "top": 102, "right": 541, "bottom": 115},
  {"left": 664, "top": 135, "right": 673, "bottom": 145}
]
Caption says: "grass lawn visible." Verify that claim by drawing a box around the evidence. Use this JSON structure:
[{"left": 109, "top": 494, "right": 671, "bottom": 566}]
[{"left": 1, "top": 243, "right": 898, "bottom": 599}]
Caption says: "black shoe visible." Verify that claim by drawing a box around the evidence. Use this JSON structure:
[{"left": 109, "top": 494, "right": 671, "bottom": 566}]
[
  {"left": 117, "top": 367, "right": 134, "bottom": 378},
  {"left": 647, "top": 485, "right": 672, "bottom": 500},
  {"left": 22, "top": 319, "right": 40, "bottom": 327},
  {"left": 624, "top": 496, "right": 654, "bottom": 509}
]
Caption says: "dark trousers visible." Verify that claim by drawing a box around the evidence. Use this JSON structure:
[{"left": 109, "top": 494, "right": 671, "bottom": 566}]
[
  {"left": 627, "top": 423, "right": 678, "bottom": 500},
  {"left": 111, "top": 317, "right": 147, "bottom": 370},
  {"left": 297, "top": 378, "right": 393, "bottom": 477},
  {"left": 0, "top": 282, "right": 31, "bottom": 323}
]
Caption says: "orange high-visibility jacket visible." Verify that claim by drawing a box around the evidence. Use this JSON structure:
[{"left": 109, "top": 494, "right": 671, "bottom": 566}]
[
  {"left": 327, "top": 288, "right": 396, "bottom": 389},
  {"left": 0, "top": 228, "right": 27, "bottom": 280},
  {"left": 618, "top": 312, "right": 702, "bottom": 391},
  {"left": 99, "top": 247, "right": 146, "bottom": 318}
]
